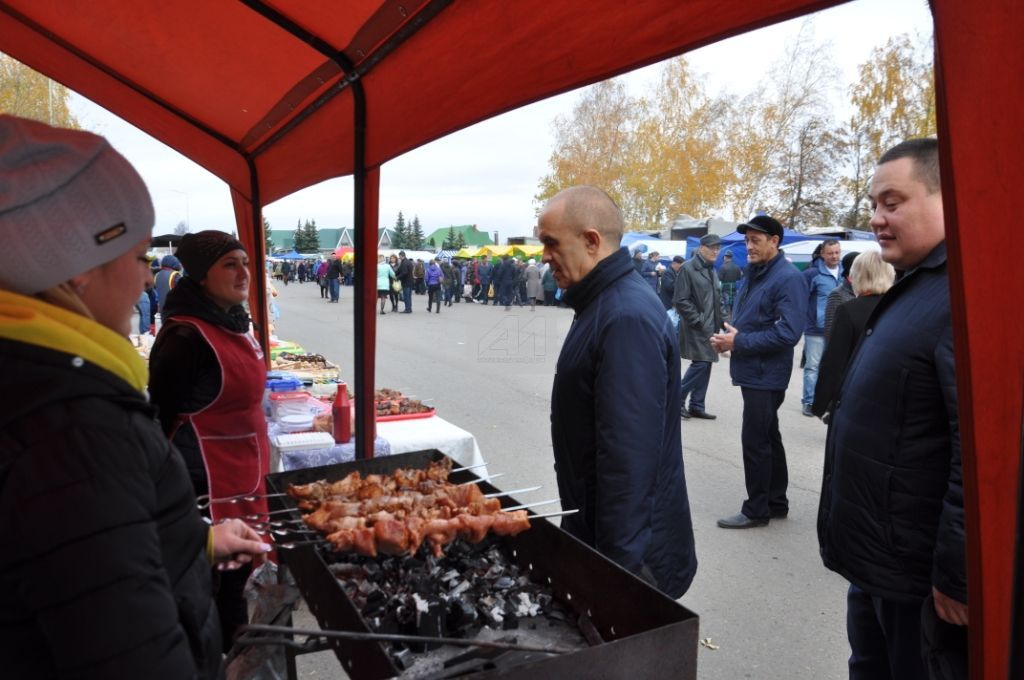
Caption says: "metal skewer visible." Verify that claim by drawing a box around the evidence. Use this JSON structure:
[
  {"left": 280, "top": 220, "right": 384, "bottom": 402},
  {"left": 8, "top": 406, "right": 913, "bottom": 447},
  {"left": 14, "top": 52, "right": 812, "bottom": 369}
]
[
  {"left": 196, "top": 492, "right": 289, "bottom": 510},
  {"left": 485, "top": 486, "right": 541, "bottom": 499},
  {"left": 530, "top": 508, "right": 579, "bottom": 520},
  {"left": 450, "top": 462, "right": 488, "bottom": 474},
  {"left": 503, "top": 498, "right": 560, "bottom": 512},
  {"left": 459, "top": 472, "right": 503, "bottom": 485}
]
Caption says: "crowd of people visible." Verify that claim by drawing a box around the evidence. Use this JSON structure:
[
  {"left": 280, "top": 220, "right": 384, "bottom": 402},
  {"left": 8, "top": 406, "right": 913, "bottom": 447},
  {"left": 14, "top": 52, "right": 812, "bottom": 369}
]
[{"left": 0, "top": 109, "right": 964, "bottom": 680}]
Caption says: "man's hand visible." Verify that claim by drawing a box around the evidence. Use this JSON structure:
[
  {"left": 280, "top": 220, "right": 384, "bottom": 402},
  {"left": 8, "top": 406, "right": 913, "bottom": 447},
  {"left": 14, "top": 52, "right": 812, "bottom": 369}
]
[
  {"left": 710, "top": 322, "right": 738, "bottom": 353},
  {"left": 211, "top": 519, "right": 272, "bottom": 571},
  {"left": 932, "top": 586, "right": 968, "bottom": 626}
]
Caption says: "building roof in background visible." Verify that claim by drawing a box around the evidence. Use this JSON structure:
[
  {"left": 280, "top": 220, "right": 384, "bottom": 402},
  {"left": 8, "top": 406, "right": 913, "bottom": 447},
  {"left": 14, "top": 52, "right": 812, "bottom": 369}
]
[{"left": 425, "top": 224, "right": 493, "bottom": 246}]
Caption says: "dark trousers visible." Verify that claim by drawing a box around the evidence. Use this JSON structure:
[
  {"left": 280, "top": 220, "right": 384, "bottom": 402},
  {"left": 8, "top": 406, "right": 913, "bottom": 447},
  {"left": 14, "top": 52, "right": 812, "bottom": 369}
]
[
  {"left": 544, "top": 290, "right": 556, "bottom": 306},
  {"left": 847, "top": 584, "right": 929, "bottom": 680},
  {"left": 328, "top": 277, "right": 339, "bottom": 302},
  {"left": 679, "top": 360, "right": 712, "bottom": 412},
  {"left": 402, "top": 285, "right": 413, "bottom": 312},
  {"left": 739, "top": 387, "right": 788, "bottom": 520},
  {"left": 216, "top": 562, "right": 252, "bottom": 651},
  {"left": 427, "top": 284, "right": 441, "bottom": 311}
]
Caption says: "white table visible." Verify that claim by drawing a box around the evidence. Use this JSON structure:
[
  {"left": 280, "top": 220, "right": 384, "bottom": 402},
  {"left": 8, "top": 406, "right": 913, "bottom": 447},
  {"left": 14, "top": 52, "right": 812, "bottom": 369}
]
[{"left": 271, "top": 415, "right": 487, "bottom": 474}]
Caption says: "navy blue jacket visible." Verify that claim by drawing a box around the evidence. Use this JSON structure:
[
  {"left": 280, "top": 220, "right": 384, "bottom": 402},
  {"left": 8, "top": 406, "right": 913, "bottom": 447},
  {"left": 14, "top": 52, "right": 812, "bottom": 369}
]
[
  {"left": 729, "top": 252, "right": 807, "bottom": 391},
  {"left": 803, "top": 258, "right": 841, "bottom": 336},
  {"left": 818, "top": 243, "right": 965, "bottom": 604},
  {"left": 551, "top": 247, "right": 697, "bottom": 598}
]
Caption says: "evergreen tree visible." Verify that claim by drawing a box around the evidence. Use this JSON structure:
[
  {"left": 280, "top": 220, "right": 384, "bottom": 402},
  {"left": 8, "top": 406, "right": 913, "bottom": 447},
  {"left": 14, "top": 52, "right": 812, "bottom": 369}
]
[
  {"left": 392, "top": 211, "right": 409, "bottom": 249},
  {"left": 263, "top": 216, "right": 273, "bottom": 254},
  {"left": 442, "top": 226, "right": 457, "bottom": 249},
  {"left": 292, "top": 219, "right": 305, "bottom": 251},
  {"left": 411, "top": 215, "right": 425, "bottom": 250},
  {"left": 298, "top": 218, "right": 320, "bottom": 253},
  {"left": 455, "top": 232, "right": 467, "bottom": 248},
  {"left": 429, "top": 237, "right": 436, "bottom": 248}
]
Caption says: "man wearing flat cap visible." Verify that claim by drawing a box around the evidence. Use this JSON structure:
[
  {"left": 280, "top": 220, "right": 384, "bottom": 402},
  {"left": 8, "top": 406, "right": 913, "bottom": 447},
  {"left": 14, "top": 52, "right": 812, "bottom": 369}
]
[
  {"left": 710, "top": 215, "right": 807, "bottom": 529},
  {"left": 673, "top": 234, "right": 723, "bottom": 420}
]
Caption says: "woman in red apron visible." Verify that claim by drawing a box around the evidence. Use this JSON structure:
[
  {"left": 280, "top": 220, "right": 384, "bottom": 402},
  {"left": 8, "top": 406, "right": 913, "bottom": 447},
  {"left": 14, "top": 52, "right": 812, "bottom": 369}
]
[{"left": 149, "top": 230, "right": 270, "bottom": 649}]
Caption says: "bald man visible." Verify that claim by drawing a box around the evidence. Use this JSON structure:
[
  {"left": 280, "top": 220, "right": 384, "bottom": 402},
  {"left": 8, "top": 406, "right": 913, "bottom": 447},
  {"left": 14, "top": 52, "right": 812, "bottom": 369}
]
[{"left": 539, "top": 186, "right": 697, "bottom": 598}]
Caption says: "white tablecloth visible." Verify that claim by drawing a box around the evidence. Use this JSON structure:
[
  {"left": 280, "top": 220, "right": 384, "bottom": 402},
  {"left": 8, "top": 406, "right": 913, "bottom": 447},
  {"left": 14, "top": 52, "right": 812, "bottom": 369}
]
[{"left": 271, "top": 415, "right": 486, "bottom": 474}]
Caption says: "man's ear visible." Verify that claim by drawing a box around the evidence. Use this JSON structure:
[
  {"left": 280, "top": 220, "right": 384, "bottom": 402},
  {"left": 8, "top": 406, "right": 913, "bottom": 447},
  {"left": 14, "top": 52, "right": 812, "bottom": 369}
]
[{"left": 582, "top": 228, "right": 602, "bottom": 253}]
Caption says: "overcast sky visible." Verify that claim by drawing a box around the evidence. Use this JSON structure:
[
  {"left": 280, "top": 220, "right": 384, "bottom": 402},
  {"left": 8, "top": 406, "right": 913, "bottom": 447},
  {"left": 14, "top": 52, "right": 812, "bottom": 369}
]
[{"left": 70, "top": 0, "right": 932, "bottom": 241}]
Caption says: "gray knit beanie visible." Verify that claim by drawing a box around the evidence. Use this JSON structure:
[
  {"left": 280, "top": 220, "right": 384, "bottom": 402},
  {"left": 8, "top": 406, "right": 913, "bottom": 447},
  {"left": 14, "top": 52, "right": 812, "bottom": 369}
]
[{"left": 0, "top": 115, "right": 154, "bottom": 295}]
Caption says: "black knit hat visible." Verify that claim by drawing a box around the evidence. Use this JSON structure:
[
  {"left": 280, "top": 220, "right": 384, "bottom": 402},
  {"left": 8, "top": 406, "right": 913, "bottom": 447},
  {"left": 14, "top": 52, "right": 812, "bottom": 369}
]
[
  {"left": 841, "top": 251, "right": 859, "bottom": 278},
  {"left": 176, "top": 230, "right": 246, "bottom": 281}
]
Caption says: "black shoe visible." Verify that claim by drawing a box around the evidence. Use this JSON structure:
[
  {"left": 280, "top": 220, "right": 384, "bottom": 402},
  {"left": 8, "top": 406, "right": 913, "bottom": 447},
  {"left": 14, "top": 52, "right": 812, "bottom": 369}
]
[
  {"left": 802, "top": 404, "right": 814, "bottom": 417},
  {"left": 689, "top": 410, "right": 717, "bottom": 420},
  {"left": 680, "top": 408, "right": 691, "bottom": 420},
  {"left": 402, "top": 310, "right": 412, "bottom": 314},
  {"left": 770, "top": 507, "right": 789, "bottom": 519},
  {"left": 717, "top": 513, "right": 769, "bottom": 529}
]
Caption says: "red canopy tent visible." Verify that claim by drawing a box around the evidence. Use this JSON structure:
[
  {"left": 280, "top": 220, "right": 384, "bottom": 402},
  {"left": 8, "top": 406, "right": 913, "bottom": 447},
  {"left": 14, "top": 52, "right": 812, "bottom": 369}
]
[{"left": 1, "top": 1, "right": 1020, "bottom": 675}]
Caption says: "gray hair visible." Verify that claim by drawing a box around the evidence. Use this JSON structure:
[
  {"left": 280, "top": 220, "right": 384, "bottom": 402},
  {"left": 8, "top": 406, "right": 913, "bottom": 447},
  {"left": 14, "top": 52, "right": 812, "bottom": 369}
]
[{"left": 850, "top": 251, "right": 896, "bottom": 296}]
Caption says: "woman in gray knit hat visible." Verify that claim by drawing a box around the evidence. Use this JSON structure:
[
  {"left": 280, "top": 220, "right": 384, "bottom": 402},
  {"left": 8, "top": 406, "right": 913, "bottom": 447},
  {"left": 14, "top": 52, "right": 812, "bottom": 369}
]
[
  {"left": 0, "top": 115, "right": 267, "bottom": 679},
  {"left": 149, "top": 229, "right": 271, "bottom": 649}
]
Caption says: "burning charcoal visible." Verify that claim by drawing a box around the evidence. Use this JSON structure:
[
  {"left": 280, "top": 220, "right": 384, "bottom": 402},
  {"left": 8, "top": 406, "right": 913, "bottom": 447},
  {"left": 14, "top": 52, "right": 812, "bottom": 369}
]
[
  {"left": 441, "top": 568, "right": 460, "bottom": 583},
  {"left": 514, "top": 592, "right": 541, "bottom": 617},
  {"left": 362, "top": 560, "right": 382, "bottom": 581},
  {"left": 484, "top": 563, "right": 504, "bottom": 580},
  {"left": 357, "top": 579, "right": 376, "bottom": 596},
  {"left": 450, "top": 579, "right": 471, "bottom": 597},
  {"left": 392, "top": 647, "right": 415, "bottom": 671},
  {"left": 494, "top": 576, "right": 516, "bottom": 590},
  {"left": 361, "top": 589, "right": 387, "bottom": 618},
  {"left": 446, "top": 596, "right": 479, "bottom": 632},
  {"left": 482, "top": 604, "right": 504, "bottom": 628}
]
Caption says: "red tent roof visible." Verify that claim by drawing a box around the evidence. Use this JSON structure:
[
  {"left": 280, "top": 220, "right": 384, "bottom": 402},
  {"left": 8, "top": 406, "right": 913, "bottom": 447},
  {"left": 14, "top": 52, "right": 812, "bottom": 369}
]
[{"left": 1, "top": 2, "right": 1021, "bottom": 676}]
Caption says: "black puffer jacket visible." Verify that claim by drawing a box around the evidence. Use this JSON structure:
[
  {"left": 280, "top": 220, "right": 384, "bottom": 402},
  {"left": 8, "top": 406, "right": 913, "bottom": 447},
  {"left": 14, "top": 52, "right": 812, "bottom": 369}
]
[
  {"left": 0, "top": 338, "right": 222, "bottom": 679},
  {"left": 818, "top": 243, "right": 965, "bottom": 605}
]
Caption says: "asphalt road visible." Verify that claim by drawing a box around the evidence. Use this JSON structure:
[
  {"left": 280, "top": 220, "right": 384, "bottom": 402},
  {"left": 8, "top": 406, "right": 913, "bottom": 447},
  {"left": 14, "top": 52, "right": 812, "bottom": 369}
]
[{"left": 268, "top": 278, "right": 850, "bottom": 679}]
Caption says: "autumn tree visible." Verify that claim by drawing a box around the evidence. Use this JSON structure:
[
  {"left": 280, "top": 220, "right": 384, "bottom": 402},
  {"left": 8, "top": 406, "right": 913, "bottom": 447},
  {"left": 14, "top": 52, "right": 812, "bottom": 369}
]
[
  {"left": 839, "top": 34, "right": 936, "bottom": 228},
  {"left": 0, "top": 54, "right": 80, "bottom": 129},
  {"left": 263, "top": 216, "right": 273, "bottom": 254},
  {"left": 535, "top": 79, "right": 637, "bottom": 224},
  {"left": 625, "top": 57, "right": 733, "bottom": 230},
  {"left": 724, "top": 21, "right": 840, "bottom": 228}
]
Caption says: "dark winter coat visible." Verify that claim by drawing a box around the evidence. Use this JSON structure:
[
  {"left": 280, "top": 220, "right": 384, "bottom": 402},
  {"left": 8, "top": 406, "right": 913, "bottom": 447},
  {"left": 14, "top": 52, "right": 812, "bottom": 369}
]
[
  {"left": 823, "top": 279, "right": 855, "bottom": 341},
  {"left": 326, "top": 258, "right": 342, "bottom": 280},
  {"left": 552, "top": 246, "right": 697, "bottom": 598},
  {"left": 717, "top": 259, "right": 743, "bottom": 284},
  {"left": 673, "top": 253, "right": 722, "bottom": 363},
  {"left": 0, "top": 337, "right": 221, "bottom": 679},
  {"left": 818, "top": 243, "right": 965, "bottom": 605},
  {"left": 728, "top": 251, "right": 807, "bottom": 391},
  {"left": 657, "top": 265, "right": 678, "bottom": 310},
  {"left": 396, "top": 257, "right": 415, "bottom": 286},
  {"left": 810, "top": 294, "right": 881, "bottom": 418}
]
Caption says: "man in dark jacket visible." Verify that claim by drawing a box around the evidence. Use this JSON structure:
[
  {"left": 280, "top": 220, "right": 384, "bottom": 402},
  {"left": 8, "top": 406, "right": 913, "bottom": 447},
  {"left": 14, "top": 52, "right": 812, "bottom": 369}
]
[
  {"left": 396, "top": 251, "right": 415, "bottom": 312},
  {"left": 325, "top": 253, "right": 342, "bottom": 302},
  {"left": 674, "top": 234, "right": 723, "bottom": 420},
  {"left": 539, "top": 185, "right": 697, "bottom": 599},
  {"left": 818, "top": 138, "right": 966, "bottom": 680},
  {"left": 710, "top": 215, "right": 807, "bottom": 529},
  {"left": 658, "top": 254, "right": 683, "bottom": 310},
  {"left": 718, "top": 250, "right": 743, "bottom": 319}
]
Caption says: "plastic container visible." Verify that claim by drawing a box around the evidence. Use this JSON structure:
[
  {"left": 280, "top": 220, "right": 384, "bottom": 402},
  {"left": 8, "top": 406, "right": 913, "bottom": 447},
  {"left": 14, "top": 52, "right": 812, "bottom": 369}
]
[
  {"left": 278, "top": 414, "right": 314, "bottom": 433},
  {"left": 264, "top": 374, "right": 302, "bottom": 416},
  {"left": 270, "top": 391, "right": 311, "bottom": 421}
]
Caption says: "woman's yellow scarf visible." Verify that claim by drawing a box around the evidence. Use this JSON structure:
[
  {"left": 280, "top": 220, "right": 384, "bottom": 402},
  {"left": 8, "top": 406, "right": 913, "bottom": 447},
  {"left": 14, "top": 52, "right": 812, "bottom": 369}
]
[{"left": 0, "top": 289, "right": 148, "bottom": 392}]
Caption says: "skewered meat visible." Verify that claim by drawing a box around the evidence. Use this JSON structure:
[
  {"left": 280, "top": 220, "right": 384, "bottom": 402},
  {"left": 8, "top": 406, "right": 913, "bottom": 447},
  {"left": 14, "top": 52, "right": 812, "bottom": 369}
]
[{"left": 286, "top": 462, "right": 530, "bottom": 557}]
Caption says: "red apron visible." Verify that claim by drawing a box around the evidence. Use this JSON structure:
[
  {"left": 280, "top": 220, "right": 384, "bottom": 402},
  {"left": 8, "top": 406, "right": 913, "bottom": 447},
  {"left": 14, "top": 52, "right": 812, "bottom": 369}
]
[{"left": 168, "top": 316, "right": 270, "bottom": 523}]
